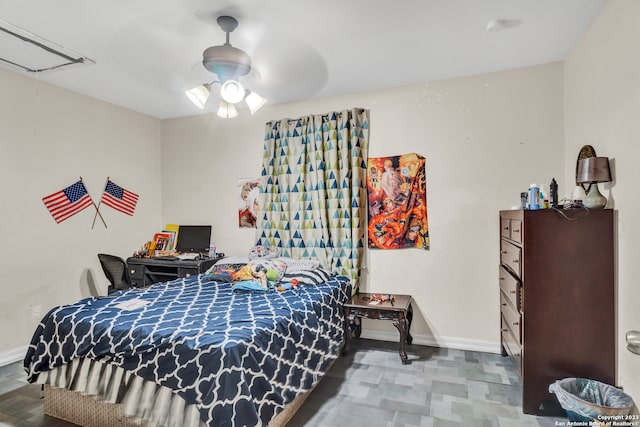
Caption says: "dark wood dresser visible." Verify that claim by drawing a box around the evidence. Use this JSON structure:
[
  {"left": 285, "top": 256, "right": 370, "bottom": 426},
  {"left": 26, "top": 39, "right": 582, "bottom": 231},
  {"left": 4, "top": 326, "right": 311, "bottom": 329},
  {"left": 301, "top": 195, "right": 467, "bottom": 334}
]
[{"left": 499, "top": 209, "right": 615, "bottom": 414}]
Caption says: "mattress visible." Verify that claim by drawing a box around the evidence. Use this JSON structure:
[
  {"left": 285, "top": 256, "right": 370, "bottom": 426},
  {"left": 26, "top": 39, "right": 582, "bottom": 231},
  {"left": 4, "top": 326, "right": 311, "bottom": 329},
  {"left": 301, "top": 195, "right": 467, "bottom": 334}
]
[{"left": 25, "top": 274, "right": 351, "bottom": 426}]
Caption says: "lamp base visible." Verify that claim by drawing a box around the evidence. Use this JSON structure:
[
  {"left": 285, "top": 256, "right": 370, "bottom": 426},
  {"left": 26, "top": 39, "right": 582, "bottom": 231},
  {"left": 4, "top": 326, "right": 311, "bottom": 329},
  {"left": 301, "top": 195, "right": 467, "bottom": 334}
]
[{"left": 583, "top": 183, "right": 607, "bottom": 209}]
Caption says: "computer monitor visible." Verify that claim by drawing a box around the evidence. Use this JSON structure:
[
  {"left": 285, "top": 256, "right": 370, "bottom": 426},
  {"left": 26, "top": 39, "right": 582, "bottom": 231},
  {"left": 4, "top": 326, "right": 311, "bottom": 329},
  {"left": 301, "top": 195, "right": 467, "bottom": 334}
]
[{"left": 176, "top": 225, "right": 211, "bottom": 253}]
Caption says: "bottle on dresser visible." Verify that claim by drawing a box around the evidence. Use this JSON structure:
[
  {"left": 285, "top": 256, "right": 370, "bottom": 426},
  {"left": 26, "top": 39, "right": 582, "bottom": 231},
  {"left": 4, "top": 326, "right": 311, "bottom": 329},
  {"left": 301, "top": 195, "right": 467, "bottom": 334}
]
[
  {"left": 209, "top": 243, "right": 217, "bottom": 258},
  {"left": 528, "top": 184, "right": 540, "bottom": 210}
]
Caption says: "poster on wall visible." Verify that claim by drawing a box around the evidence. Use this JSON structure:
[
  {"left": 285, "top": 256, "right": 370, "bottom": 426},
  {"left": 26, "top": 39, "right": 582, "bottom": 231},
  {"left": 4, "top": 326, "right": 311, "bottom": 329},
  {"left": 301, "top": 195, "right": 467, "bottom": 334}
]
[
  {"left": 367, "top": 153, "right": 429, "bottom": 250},
  {"left": 238, "top": 178, "right": 260, "bottom": 228}
]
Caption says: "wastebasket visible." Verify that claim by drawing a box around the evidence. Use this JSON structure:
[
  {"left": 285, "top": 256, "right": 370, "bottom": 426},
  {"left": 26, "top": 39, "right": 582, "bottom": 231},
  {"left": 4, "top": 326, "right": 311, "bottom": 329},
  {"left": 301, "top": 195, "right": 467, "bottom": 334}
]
[{"left": 549, "top": 378, "right": 634, "bottom": 422}]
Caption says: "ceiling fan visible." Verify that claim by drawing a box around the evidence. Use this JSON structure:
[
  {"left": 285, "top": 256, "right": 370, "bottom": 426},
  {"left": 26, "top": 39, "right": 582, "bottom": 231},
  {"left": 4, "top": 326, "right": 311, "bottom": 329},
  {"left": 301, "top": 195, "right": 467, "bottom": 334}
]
[{"left": 185, "top": 15, "right": 267, "bottom": 118}]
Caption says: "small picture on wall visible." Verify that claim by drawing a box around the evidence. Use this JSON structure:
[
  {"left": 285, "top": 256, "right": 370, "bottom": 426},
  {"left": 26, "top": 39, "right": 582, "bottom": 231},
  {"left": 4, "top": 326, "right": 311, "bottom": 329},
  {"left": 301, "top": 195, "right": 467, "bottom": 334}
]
[{"left": 238, "top": 178, "right": 260, "bottom": 228}]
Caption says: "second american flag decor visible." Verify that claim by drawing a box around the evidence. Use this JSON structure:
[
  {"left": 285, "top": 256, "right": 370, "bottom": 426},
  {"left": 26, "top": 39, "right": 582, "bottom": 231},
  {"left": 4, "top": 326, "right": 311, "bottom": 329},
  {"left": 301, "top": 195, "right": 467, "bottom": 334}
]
[{"left": 91, "top": 177, "right": 139, "bottom": 228}]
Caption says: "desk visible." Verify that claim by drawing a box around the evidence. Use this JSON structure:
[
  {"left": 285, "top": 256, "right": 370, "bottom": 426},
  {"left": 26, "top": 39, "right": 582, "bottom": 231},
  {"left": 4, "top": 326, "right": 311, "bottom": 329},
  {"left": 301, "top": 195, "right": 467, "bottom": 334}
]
[
  {"left": 127, "top": 257, "right": 220, "bottom": 287},
  {"left": 343, "top": 293, "right": 413, "bottom": 364}
]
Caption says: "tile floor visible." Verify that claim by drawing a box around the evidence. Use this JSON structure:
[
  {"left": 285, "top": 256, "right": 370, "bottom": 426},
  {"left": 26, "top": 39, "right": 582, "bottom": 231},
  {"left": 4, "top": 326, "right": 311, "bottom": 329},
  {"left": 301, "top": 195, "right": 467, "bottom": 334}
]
[
  {"left": 288, "top": 339, "right": 566, "bottom": 427},
  {"left": 0, "top": 339, "right": 567, "bottom": 426}
]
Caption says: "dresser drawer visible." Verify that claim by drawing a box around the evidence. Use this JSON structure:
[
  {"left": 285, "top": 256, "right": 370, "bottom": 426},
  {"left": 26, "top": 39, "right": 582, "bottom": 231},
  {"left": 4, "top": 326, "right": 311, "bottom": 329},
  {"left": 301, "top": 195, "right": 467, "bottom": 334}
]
[
  {"left": 501, "top": 219, "right": 510, "bottom": 239},
  {"left": 177, "top": 267, "right": 198, "bottom": 278},
  {"left": 509, "top": 219, "right": 523, "bottom": 243},
  {"left": 128, "top": 265, "right": 144, "bottom": 280},
  {"left": 500, "top": 217, "right": 523, "bottom": 243},
  {"left": 500, "top": 240, "right": 522, "bottom": 279},
  {"left": 499, "top": 266, "right": 520, "bottom": 311},
  {"left": 501, "top": 314, "right": 522, "bottom": 375},
  {"left": 500, "top": 292, "right": 521, "bottom": 343}
]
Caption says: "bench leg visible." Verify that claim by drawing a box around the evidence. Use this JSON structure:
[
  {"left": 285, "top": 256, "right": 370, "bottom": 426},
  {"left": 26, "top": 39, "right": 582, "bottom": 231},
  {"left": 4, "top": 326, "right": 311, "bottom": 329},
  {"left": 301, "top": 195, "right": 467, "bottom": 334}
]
[
  {"left": 406, "top": 303, "right": 414, "bottom": 345},
  {"left": 342, "top": 307, "right": 351, "bottom": 356},
  {"left": 393, "top": 315, "right": 409, "bottom": 364}
]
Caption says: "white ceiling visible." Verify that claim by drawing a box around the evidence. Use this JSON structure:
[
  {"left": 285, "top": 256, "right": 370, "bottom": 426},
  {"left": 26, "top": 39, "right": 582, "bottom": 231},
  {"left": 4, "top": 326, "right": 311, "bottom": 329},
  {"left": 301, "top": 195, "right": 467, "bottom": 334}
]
[{"left": 0, "top": 0, "right": 606, "bottom": 119}]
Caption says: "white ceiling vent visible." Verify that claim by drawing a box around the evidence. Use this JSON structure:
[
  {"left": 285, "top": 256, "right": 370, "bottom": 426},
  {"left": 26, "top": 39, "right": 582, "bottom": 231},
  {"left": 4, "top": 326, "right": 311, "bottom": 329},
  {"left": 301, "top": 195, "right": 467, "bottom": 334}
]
[{"left": 0, "top": 19, "right": 94, "bottom": 73}]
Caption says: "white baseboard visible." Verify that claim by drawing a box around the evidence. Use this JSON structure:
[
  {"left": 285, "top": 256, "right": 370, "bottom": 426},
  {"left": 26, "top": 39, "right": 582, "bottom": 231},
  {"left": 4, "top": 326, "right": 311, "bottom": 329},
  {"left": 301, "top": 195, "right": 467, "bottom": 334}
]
[
  {"left": 0, "top": 346, "right": 28, "bottom": 367},
  {"left": 359, "top": 329, "right": 502, "bottom": 354}
]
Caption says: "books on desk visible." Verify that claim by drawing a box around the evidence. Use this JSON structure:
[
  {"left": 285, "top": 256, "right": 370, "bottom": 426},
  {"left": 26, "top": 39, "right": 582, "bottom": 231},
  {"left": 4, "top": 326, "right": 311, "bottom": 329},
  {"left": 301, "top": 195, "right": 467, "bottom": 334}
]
[{"left": 153, "top": 233, "right": 173, "bottom": 252}]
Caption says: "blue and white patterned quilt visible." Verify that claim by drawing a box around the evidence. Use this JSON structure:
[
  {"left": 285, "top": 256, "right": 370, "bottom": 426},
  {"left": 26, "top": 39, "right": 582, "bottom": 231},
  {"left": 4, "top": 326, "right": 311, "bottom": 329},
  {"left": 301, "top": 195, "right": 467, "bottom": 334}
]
[{"left": 24, "top": 275, "right": 351, "bottom": 427}]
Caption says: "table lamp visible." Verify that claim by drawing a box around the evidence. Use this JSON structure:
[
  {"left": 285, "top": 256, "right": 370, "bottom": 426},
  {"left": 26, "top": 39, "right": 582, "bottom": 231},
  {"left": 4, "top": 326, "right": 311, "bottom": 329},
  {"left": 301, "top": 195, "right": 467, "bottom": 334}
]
[{"left": 576, "top": 157, "right": 612, "bottom": 209}]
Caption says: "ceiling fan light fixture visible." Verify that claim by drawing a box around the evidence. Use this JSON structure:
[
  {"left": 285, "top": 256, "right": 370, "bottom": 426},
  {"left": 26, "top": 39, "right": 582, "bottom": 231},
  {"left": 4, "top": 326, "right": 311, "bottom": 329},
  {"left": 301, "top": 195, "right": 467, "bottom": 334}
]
[
  {"left": 220, "top": 79, "right": 246, "bottom": 104},
  {"left": 185, "top": 83, "right": 211, "bottom": 109},
  {"left": 245, "top": 91, "right": 267, "bottom": 114},
  {"left": 185, "top": 15, "right": 267, "bottom": 117},
  {"left": 202, "top": 45, "right": 251, "bottom": 82},
  {"left": 217, "top": 100, "right": 238, "bottom": 119}
]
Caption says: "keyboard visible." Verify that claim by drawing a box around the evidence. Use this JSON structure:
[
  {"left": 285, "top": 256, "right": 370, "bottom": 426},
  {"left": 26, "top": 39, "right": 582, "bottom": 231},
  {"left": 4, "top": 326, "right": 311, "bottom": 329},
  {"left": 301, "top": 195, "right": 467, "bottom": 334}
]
[{"left": 151, "top": 256, "right": 179, "bottom": 260}]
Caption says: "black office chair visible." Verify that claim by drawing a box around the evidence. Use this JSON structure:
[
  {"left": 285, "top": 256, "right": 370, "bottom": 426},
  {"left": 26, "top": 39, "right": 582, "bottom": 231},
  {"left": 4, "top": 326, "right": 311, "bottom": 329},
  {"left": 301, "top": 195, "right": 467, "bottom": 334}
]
[{"left": 98, "top": 254, "right": 132, "bottom": 294}]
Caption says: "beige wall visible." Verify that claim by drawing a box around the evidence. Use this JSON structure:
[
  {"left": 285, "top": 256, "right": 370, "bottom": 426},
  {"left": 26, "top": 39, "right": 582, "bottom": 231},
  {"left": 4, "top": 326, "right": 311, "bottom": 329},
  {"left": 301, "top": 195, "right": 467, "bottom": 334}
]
[
  {"left": 564, "top": 0, "right": 640, "bottom": 401},
  {"left": 0, "top": 68, "right": 162, "bottom": 362},
  {"left": 162, "top": 62, "right": 565, "bottom": 352}
]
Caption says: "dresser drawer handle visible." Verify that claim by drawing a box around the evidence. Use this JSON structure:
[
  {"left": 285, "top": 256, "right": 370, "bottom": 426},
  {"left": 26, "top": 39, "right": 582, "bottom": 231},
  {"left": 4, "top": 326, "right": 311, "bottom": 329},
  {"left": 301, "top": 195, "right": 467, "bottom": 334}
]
[
  {"left": 512, "top": 228, "right": 520, "bottom": 233},
  {"left": 501, "top": 303, "right": 507, "bottom": 306},
  {"left": 513, "top": 259, "right": 519, "bottom": 263},
  {"left": 512, "top": 321, "right": 519, "bottom": 326},
  {"left": 499, "top": 277, "right": 504, "bottom": 280},
  {"left": 502, "top": 328, "right": 508, "bottom": 332},
  {"left": 503, "top": 227, "right": 509, "bottom": 230},
  {"left": 501, "top": 251, "right": 508, "bottom": 254},
  {"left": 509, "top": 290, "right": 516, "bottom": 294}
]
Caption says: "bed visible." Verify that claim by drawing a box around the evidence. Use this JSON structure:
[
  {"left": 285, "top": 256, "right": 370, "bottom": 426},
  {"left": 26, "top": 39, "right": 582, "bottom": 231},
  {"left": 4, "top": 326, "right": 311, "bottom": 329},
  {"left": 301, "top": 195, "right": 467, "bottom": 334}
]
[{"left": 24, "top": 265, "right": 351, "bottom": 427}]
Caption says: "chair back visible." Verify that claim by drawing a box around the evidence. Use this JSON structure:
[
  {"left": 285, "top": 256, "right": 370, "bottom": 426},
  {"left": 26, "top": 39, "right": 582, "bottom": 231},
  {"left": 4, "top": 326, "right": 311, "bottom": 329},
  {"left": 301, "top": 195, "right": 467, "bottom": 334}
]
[{"left": 98, "top": 253, "right": 131, "bottom": 293}]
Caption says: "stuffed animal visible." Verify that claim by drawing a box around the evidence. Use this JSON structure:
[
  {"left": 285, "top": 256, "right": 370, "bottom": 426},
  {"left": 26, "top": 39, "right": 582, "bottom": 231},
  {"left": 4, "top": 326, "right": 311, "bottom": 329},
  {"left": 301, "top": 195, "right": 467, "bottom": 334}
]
[
  {"left": 232, "top": 263, "right": 271, "bottom": 288},
  {"left": 265, "top": 269, "right": 278, "bottom": 282},
  {"left": 250, "top": 263, "right": 268, "bottom": 288},
  {"left": 231, "top": 263, "right": 282, "bottom": 290},
  {"left": 277, "top": 278, "right": 299, "bottom": 292},
  {"left": 232, "top": 265, "right": 255, "bottom": 282}
]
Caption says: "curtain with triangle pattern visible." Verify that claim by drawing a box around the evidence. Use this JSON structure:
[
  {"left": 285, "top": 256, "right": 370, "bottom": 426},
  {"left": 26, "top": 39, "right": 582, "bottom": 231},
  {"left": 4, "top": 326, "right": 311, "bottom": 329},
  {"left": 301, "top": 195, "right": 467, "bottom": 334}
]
[{"left": 255, "top": 108, "right": 370, "bottom": 285}]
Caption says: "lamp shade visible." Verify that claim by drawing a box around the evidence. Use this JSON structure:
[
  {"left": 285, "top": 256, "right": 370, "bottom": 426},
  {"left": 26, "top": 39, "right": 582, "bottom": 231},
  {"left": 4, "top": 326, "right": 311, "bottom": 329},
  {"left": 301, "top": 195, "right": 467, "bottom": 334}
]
[
  {"left": 245, "top": 91, "right": 267, "bottom": 114},
  {"left": 185, "top": 83, "right": 211, "bottom": 109},
  {"left": 577, "top": 157, "right": 612, "bottom": 183},
  {"left": 216, "top": 100, "right": 238, "bottom": 119},
  {"left": 220, "top": 80, "right": 245, "bottom": 104}
]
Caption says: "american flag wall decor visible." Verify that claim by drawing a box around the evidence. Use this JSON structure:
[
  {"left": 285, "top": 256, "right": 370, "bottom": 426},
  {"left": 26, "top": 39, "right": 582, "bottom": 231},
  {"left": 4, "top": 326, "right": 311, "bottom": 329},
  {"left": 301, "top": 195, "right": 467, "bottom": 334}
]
[
  {"left": 100, "top": 179, "right": 139, "bottom": 216},
  {"left": 42, "top": 180, "right": 94, "bottom": 223}
]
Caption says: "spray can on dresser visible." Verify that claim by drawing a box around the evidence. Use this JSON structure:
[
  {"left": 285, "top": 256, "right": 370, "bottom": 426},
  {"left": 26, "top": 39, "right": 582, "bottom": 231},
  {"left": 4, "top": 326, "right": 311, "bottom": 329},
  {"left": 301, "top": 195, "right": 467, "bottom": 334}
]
[{"left": 550, "top": 178, "right": 558, "bottom": 208}]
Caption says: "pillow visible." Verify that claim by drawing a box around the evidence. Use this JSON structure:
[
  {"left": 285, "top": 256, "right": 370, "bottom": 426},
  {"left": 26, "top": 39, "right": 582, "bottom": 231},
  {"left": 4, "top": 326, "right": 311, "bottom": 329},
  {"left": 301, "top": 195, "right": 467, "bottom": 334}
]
[
  {"left": 248, "top": 245, "right": 281, "bottom": 260},
  {"left": 276, "top": 257, "right": 320, "bottom": 273},
  {"left": 205, "top": 257, "right": 249, "bottom": 281},
  {"left": 213, "top": 256, "right": 249, "bottom": 266},
  {"left": 281, "top": 267, "right": 333, "bottom": 285}
]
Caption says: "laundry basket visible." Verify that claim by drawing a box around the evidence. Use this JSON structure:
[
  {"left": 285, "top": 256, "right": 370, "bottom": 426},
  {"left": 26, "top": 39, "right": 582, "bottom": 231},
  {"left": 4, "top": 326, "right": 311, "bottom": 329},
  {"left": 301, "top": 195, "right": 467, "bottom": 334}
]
[{"left": 549, "top": 378, "right": 634, "bottom": 422}]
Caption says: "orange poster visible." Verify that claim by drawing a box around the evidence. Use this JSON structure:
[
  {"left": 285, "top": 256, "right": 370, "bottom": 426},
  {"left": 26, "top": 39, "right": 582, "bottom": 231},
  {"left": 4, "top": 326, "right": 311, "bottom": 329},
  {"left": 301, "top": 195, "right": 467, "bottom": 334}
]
[{"left": 367, "top": 153, "right": 429, "bottom": 250}]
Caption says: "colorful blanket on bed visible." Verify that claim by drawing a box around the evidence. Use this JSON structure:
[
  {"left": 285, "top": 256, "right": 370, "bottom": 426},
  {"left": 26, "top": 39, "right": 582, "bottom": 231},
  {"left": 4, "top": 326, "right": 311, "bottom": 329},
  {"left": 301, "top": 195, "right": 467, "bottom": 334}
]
[{"left": 24, "top": 275, "right": 351, "bottom": 427}]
